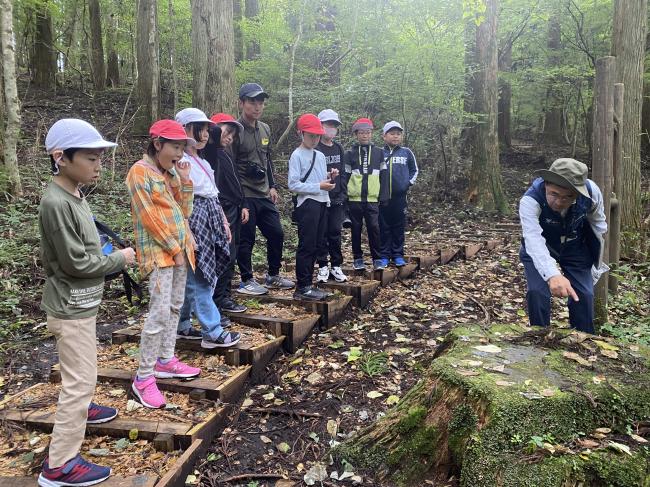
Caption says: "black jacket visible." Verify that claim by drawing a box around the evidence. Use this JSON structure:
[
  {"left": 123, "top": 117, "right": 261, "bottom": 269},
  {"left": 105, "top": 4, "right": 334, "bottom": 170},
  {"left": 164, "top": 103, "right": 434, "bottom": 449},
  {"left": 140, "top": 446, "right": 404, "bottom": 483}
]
[
  {"left": 316, "top": 140, "right": 347, "bottom": 205},
  {"left": 204, "top": 129, "right": 245, "bottom": 208}
]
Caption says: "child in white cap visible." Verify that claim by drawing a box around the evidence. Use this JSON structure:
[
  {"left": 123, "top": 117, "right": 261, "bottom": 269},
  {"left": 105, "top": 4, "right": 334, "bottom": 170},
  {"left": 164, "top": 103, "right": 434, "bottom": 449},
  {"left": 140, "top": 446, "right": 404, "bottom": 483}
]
[{"left": 38, "top": 119, "right": 136, "bottom": 487}]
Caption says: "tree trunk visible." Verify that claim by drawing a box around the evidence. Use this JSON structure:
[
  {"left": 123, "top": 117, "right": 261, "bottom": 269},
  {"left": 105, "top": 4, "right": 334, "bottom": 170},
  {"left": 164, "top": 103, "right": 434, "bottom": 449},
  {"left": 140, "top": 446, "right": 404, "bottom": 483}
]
[
  {"left": 1, "top": 0, "right": 24, "bottom": 197},
  {"left": 542, "top": 14, "right": 564, "bottom": 145},
  {"left": 244, "top": 0, "right": 260, "bottom": 60},
  {"left": 641, "top": 80, "right": 650, "bottom": 158},
  {"left": 134, "top": 0, "right": 160, "bottom": 134},
  {"left": 168, "top": 0, "right": 178, "bottom": 113},
  {"left": 106, "top": 11, "right": 120, "bottom": 87},
  {"left": 32, "top": 1, "right": 56, "bottom": 89},
  {"left": 498, "top": 42, "right": 512, "bottom": 147},
  {"left": 460, "top": 20, "right": 477, "bottom": 156},
  {"left": 611, "top": 0, "right": 647, "bottom": 233},
  {"left": 88, "top": 0, "right": 105, "bottom": 90},
  {"left": 233, "top": 0, "right": 243, "bottom": 64},
  {"left": 468, "top": 0, "right": 506, "bottom": 213},
  {"left": 191, "top": 0, "right": 236, "bottom": 115}
]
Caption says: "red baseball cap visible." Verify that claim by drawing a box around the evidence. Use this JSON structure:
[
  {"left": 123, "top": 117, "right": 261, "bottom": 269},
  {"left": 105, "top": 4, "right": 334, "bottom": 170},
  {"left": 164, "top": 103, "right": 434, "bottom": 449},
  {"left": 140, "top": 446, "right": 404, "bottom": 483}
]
[
  {"left": 210, "top": 113, "right": 244, "bottom": 132},
  {"left": 297, "top": 114, "right": 325, "bottom": 135},
  {"left": 352, "top": 118, "right": 373, "bottom": 132},
  {"left": 149, "top": 120, "right": 196, "bottom": 145}
]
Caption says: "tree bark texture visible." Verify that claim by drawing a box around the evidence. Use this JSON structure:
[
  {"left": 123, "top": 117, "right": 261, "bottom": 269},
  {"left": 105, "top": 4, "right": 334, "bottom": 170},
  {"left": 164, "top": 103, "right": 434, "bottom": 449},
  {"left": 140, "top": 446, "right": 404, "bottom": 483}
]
[
  {"left": 106, "top": 11, "right": 120, "bottom": 87},
  {"left": 1, "top": 0, "right": 24, "bottom": 197},
  {"left": 168, "top": 0, "right": 178, "bottom": 113},
  {"left": 32, "top": 1, "right": 56, "bottom": 88},
  {"left": 468, "top": 0, "right": 507, "bottom": 213},
  {"left": 611, "top": 0, "right": 647, "bottom": 232},
  {"left": 542, "top": 14, "right": 564, "bottom": 144},
  {"left": 498, "top": 42, "right": 512, "bottom": 147},
  {"left": 233, "top": 0, "right": 243, "bottom": 64},
  {"left": 191, "top": 0, "right": 236, "bottom": 115},
  {"left": 88, "top": 0, "right": 106, "bottom": 90},
  {"left": 135, "top": 0, "right": 160, "bottom": 134},
  {"left": 244, "top": 0, "right": 260, "bottom": 60}
]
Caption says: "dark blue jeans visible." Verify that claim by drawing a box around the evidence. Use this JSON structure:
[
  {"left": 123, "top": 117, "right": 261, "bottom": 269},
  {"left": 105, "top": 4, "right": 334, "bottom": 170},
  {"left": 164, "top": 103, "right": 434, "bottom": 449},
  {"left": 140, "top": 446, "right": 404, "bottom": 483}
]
[
  {"left": 379, "top": 193, "right": 407, "bottom": 260},
  {"left": 519, "top": 245, "right": 594, "bottom": 333}
]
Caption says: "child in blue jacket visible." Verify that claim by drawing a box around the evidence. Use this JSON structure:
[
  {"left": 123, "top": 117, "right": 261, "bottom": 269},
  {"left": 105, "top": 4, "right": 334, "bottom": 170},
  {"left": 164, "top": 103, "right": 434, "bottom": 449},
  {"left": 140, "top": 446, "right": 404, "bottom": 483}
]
[{"left": 379, "top": 121, "right": 418, "bottom": 267}]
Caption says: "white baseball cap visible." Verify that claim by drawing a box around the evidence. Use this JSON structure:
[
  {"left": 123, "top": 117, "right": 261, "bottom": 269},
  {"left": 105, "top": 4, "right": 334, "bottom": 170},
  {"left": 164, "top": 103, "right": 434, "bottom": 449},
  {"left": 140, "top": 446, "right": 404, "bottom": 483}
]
[
  {"left": 45, "top": 119, "right": 118, "bottom": 154},
  {"left": 175, "top": 108, "right": 215, "bottom": 126},
  {"left": 382, "top": 121, "right": 404, "bottom": 135},
  {"left": 318, "top": 109, "right": 342, "bottom": 126}
]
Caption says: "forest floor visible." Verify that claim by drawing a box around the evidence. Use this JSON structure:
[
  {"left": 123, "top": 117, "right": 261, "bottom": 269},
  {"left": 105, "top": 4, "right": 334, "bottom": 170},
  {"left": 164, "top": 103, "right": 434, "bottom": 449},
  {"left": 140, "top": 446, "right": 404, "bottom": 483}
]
[{"left": 0, "top": 85, "right": 648, "bottom": 486}]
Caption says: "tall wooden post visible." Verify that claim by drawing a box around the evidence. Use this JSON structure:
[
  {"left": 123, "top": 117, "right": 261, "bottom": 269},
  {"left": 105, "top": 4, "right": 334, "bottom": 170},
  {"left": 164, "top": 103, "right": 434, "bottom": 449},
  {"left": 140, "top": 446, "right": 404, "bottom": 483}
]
[
  {"left": 592, "top": 56, "right": 615, "bottom": 327},
  {"left": 609, "top": 83, "right": 624, "bottom": 294}
]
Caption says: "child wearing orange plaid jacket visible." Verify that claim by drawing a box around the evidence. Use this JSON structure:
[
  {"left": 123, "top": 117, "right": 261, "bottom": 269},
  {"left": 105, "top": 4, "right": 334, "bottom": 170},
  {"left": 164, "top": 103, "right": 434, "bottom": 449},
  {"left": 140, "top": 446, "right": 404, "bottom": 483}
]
[{"left": 125, "top": 120, "right": 202, "bottom": 409}]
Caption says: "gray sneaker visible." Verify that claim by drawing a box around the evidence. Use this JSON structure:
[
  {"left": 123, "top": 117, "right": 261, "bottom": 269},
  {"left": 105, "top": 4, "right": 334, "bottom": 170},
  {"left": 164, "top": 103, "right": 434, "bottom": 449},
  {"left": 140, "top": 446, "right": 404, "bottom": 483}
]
[
  {"left": 236, "top": 279, "right": 268, "bottom": 295},
  {"left": 293, "top": 286, "right": 330, "bottom": 301},
  {"left": 264, "top": 274, "right": 295, "bottom": 289}
]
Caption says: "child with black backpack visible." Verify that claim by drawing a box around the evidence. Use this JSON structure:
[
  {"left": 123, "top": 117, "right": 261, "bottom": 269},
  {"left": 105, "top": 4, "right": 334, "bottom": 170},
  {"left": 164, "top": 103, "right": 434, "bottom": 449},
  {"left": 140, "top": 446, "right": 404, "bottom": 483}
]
[{"left": 288, "top": 114, "right": 337, "bottom": 300}]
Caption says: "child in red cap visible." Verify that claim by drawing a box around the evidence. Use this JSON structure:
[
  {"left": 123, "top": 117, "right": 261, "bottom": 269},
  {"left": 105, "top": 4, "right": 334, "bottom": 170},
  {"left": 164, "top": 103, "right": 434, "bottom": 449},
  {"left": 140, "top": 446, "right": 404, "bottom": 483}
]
[
  {"left": 288, "top": 114, "right": 338, "bottom": 300},
  {"left": 125, "top": 120, "right": 201, "bottom": 409},
  {"left": 343, "top": 118, "right": 389, "bottom": 271}
]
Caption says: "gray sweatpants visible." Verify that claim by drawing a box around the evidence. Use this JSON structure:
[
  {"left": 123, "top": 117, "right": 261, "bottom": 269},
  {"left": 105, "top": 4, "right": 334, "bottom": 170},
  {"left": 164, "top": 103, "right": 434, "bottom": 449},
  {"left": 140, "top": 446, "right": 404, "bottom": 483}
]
[{"left": 137, "top": 264, "right": 188, "bottom": 378}]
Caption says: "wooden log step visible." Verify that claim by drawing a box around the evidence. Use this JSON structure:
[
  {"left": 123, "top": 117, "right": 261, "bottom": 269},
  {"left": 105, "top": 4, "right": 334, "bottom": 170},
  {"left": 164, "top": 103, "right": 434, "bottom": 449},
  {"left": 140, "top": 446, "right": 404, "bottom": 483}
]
[
  {"left": 0, "top": 475, "right": 157, "bottom": 487},
  {"left": 405, "top": 254, "right": 440, "bottom": 270},
  {"left": 396, "top": 262, "right": 419, "bottom": 279},
  {"left": 340, "top": 266, "right": 398, "bottom": 286},
  {"left": 111, "top": 327, "right": 284, "bottom": 380},
  {"left": 320, "top": 279, "right": 380, "bottom": 308},
  {"left": 112, "top": 327, "right": 241, "bottom": 366},
  {"left": 254, "top": 294, "right": 352, "bottom": 328},
  {"left": 440, "top": 247, "right": 460, "bottom": 264},
  {"left": 155, "top": 439, "right": 203, "bottom": 487},
  {"left": 49, "top": 365, "right": 251, "bottom": 403},
  {"left": 224, "top": 311, "right": 319, "bottom": 353},
  {"left": 462, "top": 242, "right": 484, "bottom": 260}
]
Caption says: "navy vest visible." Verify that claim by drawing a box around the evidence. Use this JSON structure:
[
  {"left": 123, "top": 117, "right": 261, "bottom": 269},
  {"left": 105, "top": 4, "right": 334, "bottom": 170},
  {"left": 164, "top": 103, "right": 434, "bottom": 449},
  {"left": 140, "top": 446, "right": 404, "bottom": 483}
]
[{"left": 524, "top": 178, "right": 599, "bottom": 264}]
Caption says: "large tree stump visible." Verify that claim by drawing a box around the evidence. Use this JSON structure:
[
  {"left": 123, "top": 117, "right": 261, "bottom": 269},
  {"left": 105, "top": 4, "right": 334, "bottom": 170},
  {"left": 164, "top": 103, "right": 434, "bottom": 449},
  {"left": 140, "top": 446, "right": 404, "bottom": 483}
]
[{"left": 334, "top": 324, "right": 650, "bottom": 486}]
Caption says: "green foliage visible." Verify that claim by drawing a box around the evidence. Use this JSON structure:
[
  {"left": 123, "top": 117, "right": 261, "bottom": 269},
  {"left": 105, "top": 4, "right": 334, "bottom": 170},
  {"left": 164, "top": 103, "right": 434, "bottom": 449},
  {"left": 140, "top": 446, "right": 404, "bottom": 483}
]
[{"left": 359, "top": 351, "right": 389, "bottom": 378}]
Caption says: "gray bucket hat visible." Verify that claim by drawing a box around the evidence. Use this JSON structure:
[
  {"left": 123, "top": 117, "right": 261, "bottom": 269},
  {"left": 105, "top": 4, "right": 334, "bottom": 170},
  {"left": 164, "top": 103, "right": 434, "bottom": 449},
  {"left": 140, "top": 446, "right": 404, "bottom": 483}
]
[{"left": 533, "top": 158, "right": 591, "bottom": 199}]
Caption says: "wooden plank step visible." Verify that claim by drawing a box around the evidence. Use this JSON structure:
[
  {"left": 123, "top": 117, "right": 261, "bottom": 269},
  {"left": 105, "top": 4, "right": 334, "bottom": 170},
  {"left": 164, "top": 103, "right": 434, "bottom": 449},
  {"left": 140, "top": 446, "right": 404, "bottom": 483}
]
[
  {"left": 112, "top": 327, "right": 241, "bottom": 366},
  {"left": 49, "top": 365, "right": 251, "bottom": 404},
  {"left": 255, "top": 294, "right": 352, "bottom": 328},
  {"left": 0, "top": 475, "right": 157, "bottom": 487},
  {"left": 462, "top": 242, "right": 484, "bottom": 260},
  {"left": 340, "top": 266, "right": 398, "bottom": 286},
  {"left": 224, "top": 311, "right": 319, "bottom": 353},
  {"left": 405, "top": 254, "right": 440, "bottom": 270},
  {"left": 156, "top": 439, "right": 203, "bottom": 487},
  {"left": 440, "top": 247, "right": 460, "bottom": 264},
  {"left": 320, "top": 280, "right": 380, "bottom": 308},
  {"left": 396, "top": 262, "right": 418, "bottom": 279},
  {"left": 112, "top": 328, "right": 284, "bottom": 380}
]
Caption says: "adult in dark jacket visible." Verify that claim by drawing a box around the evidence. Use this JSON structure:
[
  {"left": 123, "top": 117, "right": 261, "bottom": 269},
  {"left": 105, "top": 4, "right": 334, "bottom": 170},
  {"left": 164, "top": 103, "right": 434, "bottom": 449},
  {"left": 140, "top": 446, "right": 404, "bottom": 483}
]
[
  {"left": 204, "top": 114, "right": 248, "bottom": 314},
  {"left": 343, "top": 118, "right": 389, "bottom": 271},
  {"left": 379, "top": 121, "right": 418, "bottom": 267},
  {"left": 315, "top": 109, "right": 348, "bottom": 283},
  {"left": 519, "top": 158, "right": 607, "bottom": 334},
  {"left": 231, "top": 83, "right": 294, "bottom": 295}
]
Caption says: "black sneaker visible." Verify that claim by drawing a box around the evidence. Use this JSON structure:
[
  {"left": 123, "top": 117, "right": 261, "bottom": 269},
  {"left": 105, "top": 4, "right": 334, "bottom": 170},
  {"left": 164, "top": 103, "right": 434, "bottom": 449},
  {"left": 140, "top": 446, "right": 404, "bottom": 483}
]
[
  {"left": 220, "top": 315, "right": 232, "bottom": 329},
  {"left": 220, "top": 298, "right": 247, "bottom": 313},
  {"left": 201, "top": 331, "right": 241, "bottom": 349},
  {"left": 293, "top": 286, "right": 330, "bottom": 301},
  {"left": 177, "top": 327, "right": 202, "bottom": 340}
]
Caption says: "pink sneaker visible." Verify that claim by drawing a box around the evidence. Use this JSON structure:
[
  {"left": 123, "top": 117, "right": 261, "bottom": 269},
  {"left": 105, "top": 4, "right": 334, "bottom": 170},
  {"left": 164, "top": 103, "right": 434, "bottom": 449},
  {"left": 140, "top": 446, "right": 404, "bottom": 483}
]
[
  {"left": 132, "top": 376, "right": 166, "bottom": 409},
  {"left": 154, "top": 357, "right": 201, "bottom": 379}
]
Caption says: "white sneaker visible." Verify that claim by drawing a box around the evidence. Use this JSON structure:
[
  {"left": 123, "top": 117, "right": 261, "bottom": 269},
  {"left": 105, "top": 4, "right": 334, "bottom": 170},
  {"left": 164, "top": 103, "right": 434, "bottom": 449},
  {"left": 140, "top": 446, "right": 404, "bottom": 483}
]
[
  {"left": 330, "top": 266, "right": 348, "bottom": 283},
  {"left": 316, "top": 266, "right": 330, "bottom": 283}
]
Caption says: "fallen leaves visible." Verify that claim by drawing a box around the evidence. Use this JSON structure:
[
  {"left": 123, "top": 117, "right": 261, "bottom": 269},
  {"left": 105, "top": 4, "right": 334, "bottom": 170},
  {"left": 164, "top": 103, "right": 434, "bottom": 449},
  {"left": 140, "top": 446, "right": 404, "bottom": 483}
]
[
  {"left": 562, "top": 351, "right": 592, "bottom": 367},
  {"left": 366, "top": 390, "right": 384, "bottom": 399},
  {"left": 473, "top": 344, "right": 502, "bottom": 354}
]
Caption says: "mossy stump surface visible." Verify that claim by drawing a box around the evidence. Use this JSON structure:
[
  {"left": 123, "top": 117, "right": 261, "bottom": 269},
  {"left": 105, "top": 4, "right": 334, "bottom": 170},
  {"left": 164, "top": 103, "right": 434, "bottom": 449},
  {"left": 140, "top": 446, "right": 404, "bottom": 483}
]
[{"left": 334, "top": 324, "right": 650, "bottom": 486}]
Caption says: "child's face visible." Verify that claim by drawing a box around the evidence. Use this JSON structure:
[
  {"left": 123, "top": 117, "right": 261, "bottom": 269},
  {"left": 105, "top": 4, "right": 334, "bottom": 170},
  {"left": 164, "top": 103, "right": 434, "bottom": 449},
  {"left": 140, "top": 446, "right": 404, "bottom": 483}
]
[
  {"left": 355, "top": 129, "right": 372, "bottom": 145},
  {"left": 322, "top": 121, "right": 338, "bottom": 140},
  {"left": 383, "top": 129, "right": 403, "bottom": 147},
  {"left": 301, "top": 131, "right": 321, "bottom": 149},
  {"left": 56, "top": 148, "right": 104, "bottom": 185},
  {"left": 240, "top": 97, "right": 266, "bottom": 121},
  {"left": 219, "top": 124, "right": 235, "bottom": 147},
  {"left": 155, "top": 139, "right": 187, "bottom": 171},
  {"left": 188, "top": 123, "right": 209, "bottom": 150}
]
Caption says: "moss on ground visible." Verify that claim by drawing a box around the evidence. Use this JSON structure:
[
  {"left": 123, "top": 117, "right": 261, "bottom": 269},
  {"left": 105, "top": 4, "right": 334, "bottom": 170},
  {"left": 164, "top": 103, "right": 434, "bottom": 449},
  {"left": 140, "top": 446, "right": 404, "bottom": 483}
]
[{"left": 334, "top": 324, "right": 650, "bottom": 486}]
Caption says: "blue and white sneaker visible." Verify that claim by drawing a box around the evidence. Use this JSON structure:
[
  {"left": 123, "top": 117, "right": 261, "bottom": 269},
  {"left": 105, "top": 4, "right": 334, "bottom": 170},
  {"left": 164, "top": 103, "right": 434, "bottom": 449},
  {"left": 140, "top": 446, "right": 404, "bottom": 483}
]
[
  {"left": 236, "top": 279, "right": 268, "bottom": 295},
  {"left": 353, "top": 259, "right": 366, "bottom": 270},
  {"left": 374, "top": 259, "right": 388, "bottom": 270},
  {"left": 86, "top": 403, "right": 118, "bottom": 424},
  {"left": 264, "top": 274, "right": 295, "bottom": 290},
  {"left": 38, "top": 454, "right": 111, "bottom": 487},
  {"left": 393, "top": 257, "right": 407, "bottom": 267}
]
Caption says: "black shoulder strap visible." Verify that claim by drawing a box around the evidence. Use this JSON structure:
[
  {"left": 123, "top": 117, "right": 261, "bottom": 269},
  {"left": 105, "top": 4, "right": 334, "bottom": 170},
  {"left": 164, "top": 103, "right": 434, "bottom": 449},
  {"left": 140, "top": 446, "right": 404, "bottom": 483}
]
[
  {"left": 95, "top": 219, "right": 128, "bottom": 248},
  {"left": 300, "top": 151, "right": 317, "bottom": 183}
]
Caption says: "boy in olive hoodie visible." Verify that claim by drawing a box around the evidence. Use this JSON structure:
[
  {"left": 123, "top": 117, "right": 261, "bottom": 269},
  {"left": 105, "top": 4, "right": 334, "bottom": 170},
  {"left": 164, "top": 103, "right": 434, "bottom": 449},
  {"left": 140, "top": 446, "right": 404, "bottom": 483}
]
[{"left": 343, "top": 118, "right": 389, "bottom": 271}]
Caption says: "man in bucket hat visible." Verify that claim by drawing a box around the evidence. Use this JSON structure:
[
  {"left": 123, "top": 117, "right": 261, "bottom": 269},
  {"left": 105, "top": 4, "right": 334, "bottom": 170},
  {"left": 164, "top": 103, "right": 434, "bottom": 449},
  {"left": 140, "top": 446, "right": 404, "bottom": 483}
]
[{"left": 519, "top": 158, "right": 608, "bottom": 334}]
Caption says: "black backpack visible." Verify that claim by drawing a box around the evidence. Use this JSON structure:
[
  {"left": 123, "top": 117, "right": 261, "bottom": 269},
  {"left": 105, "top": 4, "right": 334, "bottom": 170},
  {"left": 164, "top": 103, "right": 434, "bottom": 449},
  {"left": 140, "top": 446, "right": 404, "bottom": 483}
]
[{"left": 94, "top": 219, "right": 143, "bottom": 305}]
